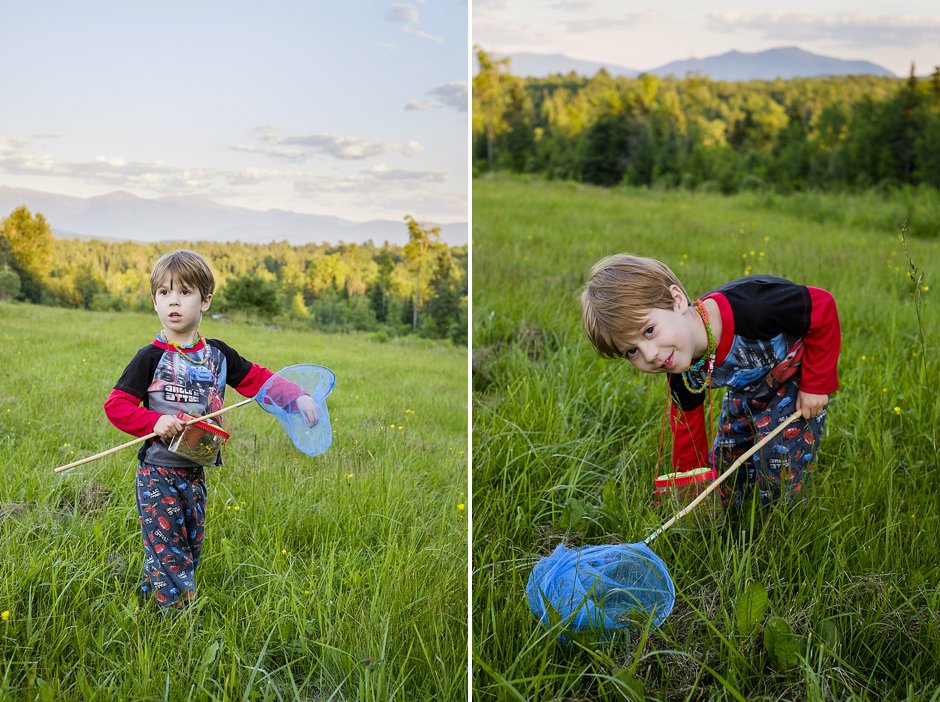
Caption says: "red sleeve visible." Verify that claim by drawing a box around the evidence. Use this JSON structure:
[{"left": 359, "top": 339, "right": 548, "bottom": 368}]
[
  {"left": 234, "top": 364, "right": 305, "bottom": 406},
  {"left": 104, "top": 389, "right": 162, "bottom": 437},
  {"left": 670, "top": 402, "right": 709, "bottom": 471},
  {"left": 800, "top": 287, "right": 841, "bottom": 395}
]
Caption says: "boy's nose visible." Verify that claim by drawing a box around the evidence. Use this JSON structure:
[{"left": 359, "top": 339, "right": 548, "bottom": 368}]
[{"left": 639, "top": 343, "right": 658, "bottom": 364}]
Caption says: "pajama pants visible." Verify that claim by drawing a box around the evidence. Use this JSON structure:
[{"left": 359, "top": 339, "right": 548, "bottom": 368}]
[
  {"left": 136, "top": 462, "right": 207, "bottom": 610},
  {"left": 711, "top": 378, "right": 826, "bottom": 507}
]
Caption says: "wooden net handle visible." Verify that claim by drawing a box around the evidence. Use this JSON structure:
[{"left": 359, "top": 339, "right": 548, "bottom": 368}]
[
  {"left": 53, "top": 397, "right": 254, "bottom": 474},
  {"left": 644, "top": 410, "right": 804, "bottom": 544}
]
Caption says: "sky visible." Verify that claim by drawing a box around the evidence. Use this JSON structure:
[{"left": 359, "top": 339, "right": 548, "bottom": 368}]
[
  {"left": 0, "top": 1, "right": 468, "bottom": 224},
  {"left": 473, "top": 0, "right": 939, "bottom": 78}
]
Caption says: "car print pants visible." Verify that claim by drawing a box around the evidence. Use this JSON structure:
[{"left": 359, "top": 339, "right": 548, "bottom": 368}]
[
  {"left": 711, "top": 378, "right": 826, "bottom": 507},
  {"left": 136, "top": 462, "right": 207, "bottom": 610}
]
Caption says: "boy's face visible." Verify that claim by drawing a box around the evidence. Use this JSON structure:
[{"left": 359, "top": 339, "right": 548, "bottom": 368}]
[
  {"left": 152, "top": 275, "right": 211, "bottom": 342},
  {"left": 616, "top": 285, "right": 703, "bottom": 374}
]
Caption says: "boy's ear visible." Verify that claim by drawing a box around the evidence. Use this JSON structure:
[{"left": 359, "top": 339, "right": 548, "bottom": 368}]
[
  {"left": 669, "top": 285, "right": 688, "bottom": 311},
  {"left": 201, "top": 293, "right": 213, "bottom": 312}
]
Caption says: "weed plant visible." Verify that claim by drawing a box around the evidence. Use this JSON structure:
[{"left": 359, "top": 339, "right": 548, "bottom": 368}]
[
  {"left": 472, "top": 175, "right": 939, "bottom": 701},
  {"left": 0, "top": 305, "right": 468, "bottom": 701}
]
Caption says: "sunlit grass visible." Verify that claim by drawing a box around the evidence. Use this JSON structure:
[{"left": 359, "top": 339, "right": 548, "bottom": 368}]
[
  {"left": 472, "top": 175, "right": 939, "bottom": 701},
  {"left": 0, "top": 304, "right": 468, "bottom": 701}
]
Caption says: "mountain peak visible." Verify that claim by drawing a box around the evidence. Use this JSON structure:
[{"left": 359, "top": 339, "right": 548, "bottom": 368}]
[{"left": 494, "top": 46, "right": 896, "bottom": 81}]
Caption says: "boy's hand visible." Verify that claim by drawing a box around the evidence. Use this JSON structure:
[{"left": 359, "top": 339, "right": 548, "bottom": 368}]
[
  {"left": 295, "top": 394, "right": 320, "bottom": 427},
  {"left": 154, "top": 414, "right": 185, "bottom": 439},
  {"left": 796, "top": 391, "right": 828, "bottom": 420}
]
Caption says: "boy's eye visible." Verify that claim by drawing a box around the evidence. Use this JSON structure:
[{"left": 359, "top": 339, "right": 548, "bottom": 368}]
[
  {"left": 624, "top": 348, "right": 637, "bottom": 358},
  {"left": 644, "top": 326, "right": 654, "bottom": 337}
]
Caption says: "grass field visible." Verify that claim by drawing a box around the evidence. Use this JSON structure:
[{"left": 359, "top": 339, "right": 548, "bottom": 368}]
[
  {"left": 0, "top": 303, "right": 468, "bottom": 701},
  {"left": 472, "top": 176, "right": 939, "bottom": 701}
]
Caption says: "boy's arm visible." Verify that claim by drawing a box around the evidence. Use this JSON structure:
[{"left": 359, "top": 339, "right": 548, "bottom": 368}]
[
  {"left": 800, "top": 287, "right": 841, "bottom": 395},
  {"left": 211, "top": 340, "right": 318, "bottom": 425},
  {"left": 105, "top": 345, "right": 164, "bottom": 437},
  {"left": 668, "top": 375, "right": 709, "bottom": 471},
  {"left": 670, "top": 403, "right": 709, "bottom": 471},
  {"left": 104, "top": 389, "right": 163, "bottom": 437}
]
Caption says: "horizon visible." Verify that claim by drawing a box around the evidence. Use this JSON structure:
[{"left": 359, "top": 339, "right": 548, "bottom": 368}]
[
  {"left": 491, "top": 44, "right": 900, "bottom": 76},
  {"left": 473, "top": 1, "right": 938, "bottom": 78}
]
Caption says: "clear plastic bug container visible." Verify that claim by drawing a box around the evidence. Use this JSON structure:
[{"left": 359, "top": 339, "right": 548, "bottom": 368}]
[{"left": 167, "top": 412, "right": 230, "bottom": 466}]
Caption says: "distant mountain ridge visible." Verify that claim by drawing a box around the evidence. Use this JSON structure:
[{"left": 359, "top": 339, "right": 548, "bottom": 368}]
[
  {"left": 0, "top": 187, "right": 467, "bottom": 247},
  {"left": 495, "top": 46, "right": 896, "bottom": 81}
]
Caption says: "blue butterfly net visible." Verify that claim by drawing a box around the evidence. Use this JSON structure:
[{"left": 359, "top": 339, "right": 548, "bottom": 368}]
[
  {"left": 526, "top": 542, "right": 675, "bottom": 639},
  {"left": 254, "top": 364, "right": 336, "bottom": 457}
]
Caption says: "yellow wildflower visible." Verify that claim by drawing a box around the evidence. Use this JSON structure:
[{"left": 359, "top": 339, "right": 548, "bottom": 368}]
[
  {"left": 1, "top": 610, "right": 8, "bottom": 621},
  {"left": 894, "top": 407, "right": 901, "bottom": 415},
  {"left": 921, "top": 285, "right": 929, "bottom": 292},
  {"left": 457, "top": 503, "right": 465, "bottom": 511},
  {"left": 233, "top": 505, "right": 240, "bottom": 512},
  {"left": 281, "top": 549, "right": 288, "bottom": 555}
]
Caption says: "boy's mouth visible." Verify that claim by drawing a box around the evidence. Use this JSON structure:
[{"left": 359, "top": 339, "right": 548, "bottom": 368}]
[{"left": 660, "top": 353, "right": 674, "bottom": 370}]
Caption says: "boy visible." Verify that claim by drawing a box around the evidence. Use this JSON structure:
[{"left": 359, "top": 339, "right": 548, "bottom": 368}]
[
  {"left": 104, "top": 250, "right": 319, "bottom": 611},
  {"left": 580, "top": 254, "right": 840, "bottom": 506}
]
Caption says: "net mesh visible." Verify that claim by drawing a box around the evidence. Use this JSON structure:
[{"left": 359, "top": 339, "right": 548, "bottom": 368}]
[
  {"left": 526, "top": 542, "right": 675, "bottom": 638},
  {"left": 253, "top": 364, "right": 336, "bottom": 457}
]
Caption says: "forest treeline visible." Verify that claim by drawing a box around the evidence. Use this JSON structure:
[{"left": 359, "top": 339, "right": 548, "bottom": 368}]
[
  {"left": 0, "top": 207, "right": 467, "bottom": 345},
  {"left": 473, "top": 49, "right": 940, "bottom": 197}
]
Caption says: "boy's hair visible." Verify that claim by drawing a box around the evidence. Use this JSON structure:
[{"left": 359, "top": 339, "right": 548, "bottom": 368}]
[
  {"left": 580, "top": 254, "right": 690, "bottom": 358},
  {"left": 150, "top": 250, "right": 215, "bottom": 301}
]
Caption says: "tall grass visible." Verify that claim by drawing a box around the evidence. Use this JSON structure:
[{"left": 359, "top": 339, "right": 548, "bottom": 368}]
[
  {"left": 0, "top": 304, "right": 468, "bottom": 701},
  {"left": 472, "top": 175, "right": 939, "bottom": 700}
]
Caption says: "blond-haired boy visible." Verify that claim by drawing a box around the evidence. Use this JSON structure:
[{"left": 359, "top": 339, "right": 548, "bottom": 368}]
[{"left": 582, "top": 254, "right": 840, "bottom": 505}]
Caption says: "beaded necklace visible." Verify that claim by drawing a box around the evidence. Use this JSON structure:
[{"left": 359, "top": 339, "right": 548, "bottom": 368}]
[
  {"left": 159, "top": 330, "right": 209, "bottom": 366},
  {"left": 681, "top": 300, "right": 716, "bottom": 394}
]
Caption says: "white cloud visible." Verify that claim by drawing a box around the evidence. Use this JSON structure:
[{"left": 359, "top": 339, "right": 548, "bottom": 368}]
[
  {"left": 245, "top": 127, "right": 423, "bottom": 161},
  {"left": 707, "top": 13, "right": 940, "bottom": 47},
  {"left": 386, "top": 3, "right": 419, "bottom": 24},
  {"left": 406, "top": 83, "right": 468, "bottom": 112},
  {"left": 405, "top": 100, "right": 435, "bottom": 111}
]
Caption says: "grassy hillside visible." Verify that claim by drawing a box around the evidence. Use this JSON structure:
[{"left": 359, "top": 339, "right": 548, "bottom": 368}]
[
  {"left": 0, "top": 304, "right": 468, "bottom": 701},
  {"left": 472, "top": 176, "right": 939, "bottom": 700}
]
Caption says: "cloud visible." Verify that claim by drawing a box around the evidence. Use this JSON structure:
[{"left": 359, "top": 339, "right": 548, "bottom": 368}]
[
  {"left": 386, "top": 3, "right": 419, "bottom": 24},
  {"left": 563, "top": 13, "right": 656, "bottom": 34},
  {"left": 550, "top": 0, "right": 594, "bottom": 9},
  {"left": 403, "top": 25, "right": 445, "bottom": 43},
  {"left": 473, "top": 0, "right": 508, "bottom": 9},
  {"left": 385, "top": 2, "right": 444, "bottom": 42},
  {"left": 471, "top": 16, "right": 545, "bottom": 47},
  {"left": 365, "top": 164, "right": 448, "bottom": 182},
  {"left": 0, "top": 147, "right": 221, "bottom": 193},
  {"left": 245, "top": 127, "right": 423, "bottom": 161},
  {"left": 406, "top": 83, "right": 468, "bottom": 112},
  {"left": 707, "top": 13, "right": 940, "bottom": 47}
]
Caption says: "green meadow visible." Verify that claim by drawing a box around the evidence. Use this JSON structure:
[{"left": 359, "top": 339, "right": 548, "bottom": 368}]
[
  {"left": 472, "top": 176, "right": 939, "bottom": 700},
  {"left": 0, "top": 304, "right": 468, "bottom": 701}
]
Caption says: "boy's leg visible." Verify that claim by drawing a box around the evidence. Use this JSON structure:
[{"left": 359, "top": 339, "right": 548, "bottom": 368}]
[
  {"left": 750, "top": 380, "right": 826, "bottom": 505},
  {"left": 136, "top": 463, "right": 207, "bottom": 610}
]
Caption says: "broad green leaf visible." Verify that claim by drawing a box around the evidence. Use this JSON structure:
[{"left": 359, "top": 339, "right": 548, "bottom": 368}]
[
  {"left": 200, "top": 640, "right": 221, "bottom": 668},
  {"left": 735, "top": 581, "right": 769, "bottom": 636},
  {"left": 764, "top": 616, "right": 804, "bottom": 670},
  {"left": 560, "top": 497, "right": 588, "bottom": 531}
]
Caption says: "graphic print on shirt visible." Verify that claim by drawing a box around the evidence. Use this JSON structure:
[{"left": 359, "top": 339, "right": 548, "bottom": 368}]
[
  {"left": 148, "top": 347, "right": 226, "bottom": 425},
  {"left": 709, "top": 332, "right": 795, "bottom": 397}
]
